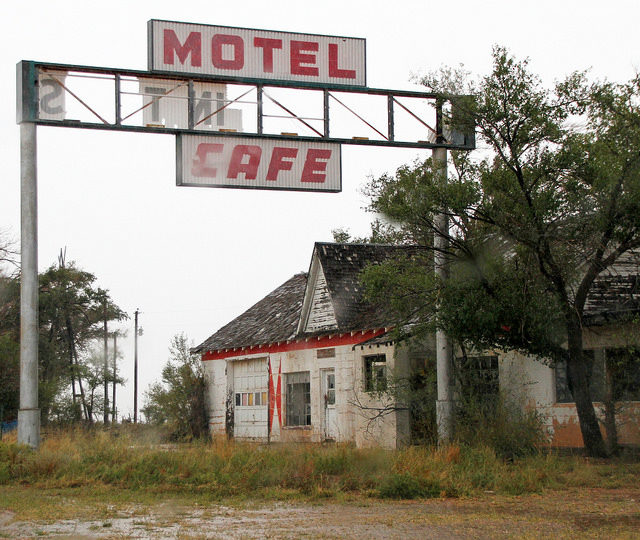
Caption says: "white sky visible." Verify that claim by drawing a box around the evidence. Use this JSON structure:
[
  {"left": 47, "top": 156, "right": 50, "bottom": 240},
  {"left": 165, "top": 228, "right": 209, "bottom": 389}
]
[{"left": 2, "top": 0, "right": 639, "bottom": 421}]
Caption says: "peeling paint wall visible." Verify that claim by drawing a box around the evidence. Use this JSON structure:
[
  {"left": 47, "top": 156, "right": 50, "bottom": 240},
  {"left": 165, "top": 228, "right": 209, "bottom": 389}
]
[
  {"left": 498, "top": 320, "right": 640, "bottom": 448},
  {"left": 204, "top": 340, "right": 411, "bottom": 448}
]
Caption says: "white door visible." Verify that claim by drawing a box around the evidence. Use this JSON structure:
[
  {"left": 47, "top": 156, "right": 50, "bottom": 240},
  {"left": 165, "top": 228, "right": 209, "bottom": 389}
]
[
  {"left": 321, "top": 369, "right": 337, "bottom": 440},
  {"left": 232, "top": 358, "right": 268, "bottom": 438}
]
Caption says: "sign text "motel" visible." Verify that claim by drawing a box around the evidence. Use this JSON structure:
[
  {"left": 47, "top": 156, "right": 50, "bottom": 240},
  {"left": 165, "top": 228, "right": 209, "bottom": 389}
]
[{"left": 149, "top": 20, "right": 366, "bottom": 86}]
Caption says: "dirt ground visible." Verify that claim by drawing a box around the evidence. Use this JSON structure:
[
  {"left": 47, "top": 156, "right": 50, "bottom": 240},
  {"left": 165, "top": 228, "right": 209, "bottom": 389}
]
[{"left": 1, "top": 487, "right": 639, "bottom": 539}]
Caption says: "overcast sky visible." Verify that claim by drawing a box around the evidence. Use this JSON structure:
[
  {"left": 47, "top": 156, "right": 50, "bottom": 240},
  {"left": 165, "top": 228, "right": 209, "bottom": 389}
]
[{"left": 2, "top": 0, "right": 639, "bottom": 421}]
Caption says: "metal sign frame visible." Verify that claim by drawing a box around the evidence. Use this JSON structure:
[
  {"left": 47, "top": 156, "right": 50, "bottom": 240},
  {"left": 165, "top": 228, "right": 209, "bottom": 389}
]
[{"left": 17, "top": 60, "right": 475, "bottom": 151}]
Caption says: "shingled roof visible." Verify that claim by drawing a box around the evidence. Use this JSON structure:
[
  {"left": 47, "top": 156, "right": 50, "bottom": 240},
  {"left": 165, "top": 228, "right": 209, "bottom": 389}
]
[
  {"left": 306, "top": 242, "right": 421, "bottom": 332},
  {"left": 193, "top": 272, "right": 307, "bottom": 353},
  {"left": 193, "top": 243, "right": 640, "bottom": 355},
  {"left": 194, "top": 243, "right": 417, "bottom": 354}
]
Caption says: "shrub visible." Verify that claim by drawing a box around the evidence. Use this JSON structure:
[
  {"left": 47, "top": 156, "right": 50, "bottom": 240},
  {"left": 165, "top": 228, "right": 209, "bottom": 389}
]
[
  {"left": 142, "top": 334, "right": 209, "bottom": 441},
  {"left": 378, "top": 473, "right": 441, "bottom": 499},
  {"left": 454, "top": 393, "right": 548, "bottom": 460}
]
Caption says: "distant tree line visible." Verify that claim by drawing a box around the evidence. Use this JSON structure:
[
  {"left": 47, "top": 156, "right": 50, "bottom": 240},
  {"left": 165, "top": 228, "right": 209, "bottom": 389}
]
[{"left": 0, "top": 237, "right": 127, "bottom": 426}]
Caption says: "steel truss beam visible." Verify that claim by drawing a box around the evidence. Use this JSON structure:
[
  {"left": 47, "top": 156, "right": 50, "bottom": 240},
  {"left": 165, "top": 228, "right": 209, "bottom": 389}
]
[{"left": 17, "top": 60, "right": 475, "bottom": 150}]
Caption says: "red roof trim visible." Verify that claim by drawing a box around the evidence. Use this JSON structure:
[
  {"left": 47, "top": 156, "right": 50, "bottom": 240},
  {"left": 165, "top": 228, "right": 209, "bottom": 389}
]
[{"left": 201, "top": 329, "right": 387, "bottom": 361}]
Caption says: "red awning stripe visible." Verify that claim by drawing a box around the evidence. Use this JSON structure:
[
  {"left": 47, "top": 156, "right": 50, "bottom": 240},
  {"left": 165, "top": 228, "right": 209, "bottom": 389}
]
[{"left": 202, "top": 329, "right": 387, "bottom": 361}]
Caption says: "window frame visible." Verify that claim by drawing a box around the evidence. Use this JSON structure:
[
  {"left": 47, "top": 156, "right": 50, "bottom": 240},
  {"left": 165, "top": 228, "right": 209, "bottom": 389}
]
[
  {"left": 284, "top": 371, "right": 312, "bottom": 427},
  {"left": 363, "top": 354, "right": 387, "bottom": 392},
  {"left": 556, "top": 348, "right": 640, "bottom": 404}
]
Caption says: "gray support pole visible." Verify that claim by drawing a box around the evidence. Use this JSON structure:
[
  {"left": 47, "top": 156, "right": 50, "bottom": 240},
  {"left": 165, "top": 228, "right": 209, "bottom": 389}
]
[
  {"left": 433, "top": 146, "right": 454, "bottom": 443},
  {"left": 18, "top": 122, "right": 40, "bottom": 449},
  {"left": 112, "top": 332, "right": 117, "bottom": 423},
  {"left": 103, "top": 304, "right": 109, "bottom": 425},
  {"left": 134, "top": 309, "right": 139, "bottom": 424}
]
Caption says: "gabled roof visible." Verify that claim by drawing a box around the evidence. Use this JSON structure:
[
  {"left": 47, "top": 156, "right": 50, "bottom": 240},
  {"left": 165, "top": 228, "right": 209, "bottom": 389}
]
[
  {"left": 193, "top": 242, "right": 640, "bottom": 355},
  {"left": 193, "top": 272, "right": 307, "bottom": 354},
  {"left": 298, "top": 242, "right": 420, "bottom": 334},
  {"left": 194, "top": 242, "right": 415, "bottom": 354}
]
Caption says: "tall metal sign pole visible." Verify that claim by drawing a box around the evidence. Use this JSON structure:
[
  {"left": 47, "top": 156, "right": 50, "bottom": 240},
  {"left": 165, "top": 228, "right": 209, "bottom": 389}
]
[
  {"left": 433, "top": 143, "right": 453, "bottom": 442},
  {"left": 18, "top": 121, "right": 40, "bottom": 448},
  {"left": 134, "top": 308, "right": 139, "bottom": 424}
]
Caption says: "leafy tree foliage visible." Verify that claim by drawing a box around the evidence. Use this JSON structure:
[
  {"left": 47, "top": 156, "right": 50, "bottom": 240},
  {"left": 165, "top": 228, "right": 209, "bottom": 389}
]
[
  {"left": 142, "top": 333, "right": 209, "bottom": 441},
  {"left": 0, "top": 232, "right": 21, "bottom": 422},
  {"left": 360, "top": 47, "right": 640, "bottom": 457},
  {"left": 38, "top": 253, "right": 127, "bottom": 423},
  {"left": 0, "top": 276, "right": 20, "bottom": 423},
  {"left": 0, "top": 245, "right": 126, "bottom": 424}
]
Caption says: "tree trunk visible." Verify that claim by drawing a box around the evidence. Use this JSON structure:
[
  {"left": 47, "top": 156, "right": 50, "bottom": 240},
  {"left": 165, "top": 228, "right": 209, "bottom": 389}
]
[{"left": 566, "top": 318, "right": 608, "bottom": 457}]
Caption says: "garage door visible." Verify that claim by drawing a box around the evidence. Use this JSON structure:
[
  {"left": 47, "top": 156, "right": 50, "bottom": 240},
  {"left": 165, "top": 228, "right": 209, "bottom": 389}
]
[{"left": 232, "top": 358, "right": 268, "bottom": 438}]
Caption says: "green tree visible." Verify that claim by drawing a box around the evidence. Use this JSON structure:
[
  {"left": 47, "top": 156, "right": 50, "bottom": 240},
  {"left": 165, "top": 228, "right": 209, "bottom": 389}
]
[
  {"left": 38, "top": 252, "right": 127, "bottom": 423},
  {"left": 0, "top": 275, "right": 20, "bottom": 423},
  {"left": 142, "top": 333, "right": 209, "bottom": 441},
  {"left": 48, "top": 345, "right": 126, "bottom": 424},
  {"left": 360, "top": 47, "right": 640, "bottom": 457},
  {"left": 0, "top": 240, "right": 126, "bottom": 425},
  {"left": 0, "top": 232, "right": 22, "bottom": 422}
]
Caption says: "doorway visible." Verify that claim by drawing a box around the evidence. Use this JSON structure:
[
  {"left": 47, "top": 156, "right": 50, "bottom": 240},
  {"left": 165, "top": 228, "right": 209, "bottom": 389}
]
[{"left": 321, "top": 369, "right": 337, "bottom": 440}]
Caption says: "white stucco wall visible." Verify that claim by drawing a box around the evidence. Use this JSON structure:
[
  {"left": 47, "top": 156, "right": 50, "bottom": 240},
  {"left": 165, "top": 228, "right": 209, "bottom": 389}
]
[
  {"left": 496, "top": 320, "right": 640, "bottom": 447},
  {"left": 202, "top": 339, "right": 411, "bottom": 448}
]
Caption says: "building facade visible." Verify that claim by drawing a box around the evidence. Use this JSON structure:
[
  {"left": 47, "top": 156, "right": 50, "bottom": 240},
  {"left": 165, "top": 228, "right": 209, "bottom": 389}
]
[{"left": 195, "top": 243, "right": 640, "bottom": 448}]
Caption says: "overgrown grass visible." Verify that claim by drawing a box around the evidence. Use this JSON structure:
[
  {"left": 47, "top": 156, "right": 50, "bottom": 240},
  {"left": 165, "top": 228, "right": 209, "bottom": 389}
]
[{"left": 1, "top": 427, "right": 638, "bottom": 502}]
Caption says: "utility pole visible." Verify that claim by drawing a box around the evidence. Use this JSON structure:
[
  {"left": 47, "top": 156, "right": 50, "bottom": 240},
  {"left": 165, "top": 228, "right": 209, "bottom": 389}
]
[
  {"left": 18, "top": 121, "right": 40, "bottom": 449},
  {"left": 112, "top": 331, "right": 118, "bottom": 423},
  {"left": 103, "top": 300, "right": 109, "bottom": 425},
  {"left": 134, "top": 308, "right": 139, "bottom": 424},
  {"left": 434, "top": 101, "right": 454, "bottom": 443}
]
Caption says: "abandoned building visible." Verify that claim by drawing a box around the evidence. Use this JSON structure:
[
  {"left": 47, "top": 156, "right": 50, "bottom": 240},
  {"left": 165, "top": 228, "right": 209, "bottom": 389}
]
[{"left": 194, "top": 242, "right": 640, "bottom": 448}]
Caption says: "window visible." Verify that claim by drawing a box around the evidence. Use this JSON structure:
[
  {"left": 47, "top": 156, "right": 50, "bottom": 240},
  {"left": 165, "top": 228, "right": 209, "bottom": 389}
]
[
  {"left": 325, "top": 373, "right": 335, "bottom": 405},
  {"left": 556, "top": 348, "right": 640, "bottom": 403},
  {"left": 234, "top": 391, "right": 268, "bottom": 407},
  {"left": 285, "top": 371, "right": 311, "bottom": 426},
  {"left": 364, "top": 354, "right": 387, "bottom": 392},
  {"left": 555, "top": 350, "right": 601, "bottom": 403},
  {"left": 455, "top": 355, "right": 499, "bottom": 406},
  {"left": 607, "top": 348, "right": 640, "bottom": 401}
]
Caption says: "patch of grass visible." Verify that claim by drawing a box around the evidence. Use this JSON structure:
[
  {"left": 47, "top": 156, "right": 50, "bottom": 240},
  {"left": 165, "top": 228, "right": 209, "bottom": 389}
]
[
  {"left": 378, "top": 473, "right": 441, "bottom": 499},
  {"left": 0, "top": 427, "right": 638, "bottom": 510}
]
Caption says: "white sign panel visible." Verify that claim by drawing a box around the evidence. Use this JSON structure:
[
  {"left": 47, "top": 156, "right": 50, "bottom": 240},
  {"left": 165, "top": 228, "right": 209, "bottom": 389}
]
[
  {"left": 177, "top": 134, "right": 341, "bottom": 192},
  {"left": 149, "top": 20, "right": 366, "bottom": 87},
  {"left": 139, "top": 78, "right": 242, "bottom": 130},
  {"left": 38, "top": 70, "right": 67, "bottom": 121}
]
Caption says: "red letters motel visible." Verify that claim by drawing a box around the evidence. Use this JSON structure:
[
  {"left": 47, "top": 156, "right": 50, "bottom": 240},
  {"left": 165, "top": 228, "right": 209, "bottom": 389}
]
[
  {"left": 149, "top": 20, "right": 366, "bottom": 86},
  {"left": 177, "top": 134, "right": 341, "bottom": 192}
]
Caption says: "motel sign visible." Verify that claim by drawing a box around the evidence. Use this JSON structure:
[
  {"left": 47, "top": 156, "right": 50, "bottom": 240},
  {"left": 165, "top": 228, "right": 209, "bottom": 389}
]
[{"left": 149, "top": 20, "right": 366, "bottom": 86}]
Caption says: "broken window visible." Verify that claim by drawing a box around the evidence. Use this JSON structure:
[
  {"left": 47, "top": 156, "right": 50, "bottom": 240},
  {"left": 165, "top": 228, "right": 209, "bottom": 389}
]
[
  {"left": 555, "top": 350, "right": 605, "bottom": 403},
  {"left": 285, "top": 371, "right": 311, "bottom": 426},
  {"left": 557, "top": 348, "right": 640, "bottom": 403},
  {"left": 455, "top": 355, "right": 499, "bottom": 408},
  {"left": 606, "top": 347, "right": 640, "bottom": 401},
  {"left": 364, "top": 354, "right": 387, "bottom": 392}
]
